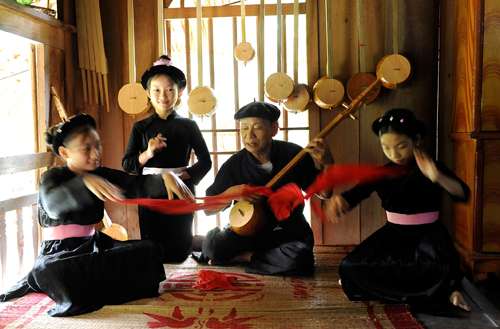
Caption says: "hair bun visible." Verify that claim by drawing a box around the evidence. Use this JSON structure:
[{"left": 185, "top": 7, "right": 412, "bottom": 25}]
[
  {"left": 141, "top": 55, "right": 186, "bottom": 90},
  {"left": 153, "top": 55, "right": 172, "bottom": 66},
  {"left": 45, "top": 128, "right": 55, "bottom": 146},
  {"left": 372, "top": 108, "right": 426, "bottom": 140},
  {"left": 44, "top": 114, "right": 96, "bottom": 155}
]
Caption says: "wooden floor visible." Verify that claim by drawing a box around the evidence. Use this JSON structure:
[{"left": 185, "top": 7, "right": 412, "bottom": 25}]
[
  {"left": 414, "top": 277, "right": 500, "bottom": 329},
  {"left": 0, "top": 247, "right": 499, "bottom": 329}
]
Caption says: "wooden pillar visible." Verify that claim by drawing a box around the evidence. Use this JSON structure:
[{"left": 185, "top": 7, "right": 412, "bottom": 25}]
[
  {"left": 0, "top": 211, "right": 6, "bottom": 290},
  {"left": 99, "top": 0, "right": 159, "bottom": 239},
  {"left": 443, "top": 0, "right": 500, "bottom": 279}
]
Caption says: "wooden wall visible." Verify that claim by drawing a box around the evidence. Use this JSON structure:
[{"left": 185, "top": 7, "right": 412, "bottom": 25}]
[
  {"left": 93, "top": 0, "right": 439, "bottom": 243},
  {"left": 97, "top": 0, "right": 130, "bottom": 235},
  {"left": 92, "top": 0, "right": 161, "bottom": 239},
  {"left": 437, "top": 0, "right": 457, "bottom": 230},
  {"left": 482, "top": 0, "right": 500, "bottom": 132},
  {"left": 438, "top": 0, "right": 479, "bottom": 254},
  {"left": 481, "top": 0, "right": 500, "bottom": 253},
  {"left": 309, "top": 0, "right": 439, "bottom": 245},
  {"left": 439, "top": 0, "right": 500, "bottom": 277}
]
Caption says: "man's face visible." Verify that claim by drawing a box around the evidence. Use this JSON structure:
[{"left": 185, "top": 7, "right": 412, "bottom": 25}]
[{"left": 239, "top": 117, "right": 278, "bottom": 155}]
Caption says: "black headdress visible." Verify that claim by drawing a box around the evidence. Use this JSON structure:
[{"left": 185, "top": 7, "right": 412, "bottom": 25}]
[
  {"left": 45, "top": 113, "right": 96, "bottom": 155},
  {"left": 372, "top": 108, "right": 426, "bottom": 140},
  {"left": 140, "top": 55, "right": 187, "bottom": 90}
]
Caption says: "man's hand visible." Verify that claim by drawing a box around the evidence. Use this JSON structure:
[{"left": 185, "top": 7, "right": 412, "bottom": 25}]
[
  {"left": 305, "top": 138, "right": 332, "bottom": 170},
  {"left": 224, "top": 184, "right": 263, "bottom": 203}
]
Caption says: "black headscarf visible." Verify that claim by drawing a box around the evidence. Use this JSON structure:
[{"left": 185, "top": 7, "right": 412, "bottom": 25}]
[
  {"left": 45, "top": 113, "right": 96, "bottom": 155},
  {"left": 372, "top": 108, "right": 426, "bottom": 140},
  {"left": 140, "top": 55, "right": 187, "bottom": 90}
]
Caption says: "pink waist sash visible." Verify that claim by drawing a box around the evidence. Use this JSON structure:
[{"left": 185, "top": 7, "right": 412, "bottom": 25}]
[
  {"left": 386, "top": 211, "right": 439, "bottom": 225},
  {"left": 43, "top": 224, "right": 95, "bottom": 240}
]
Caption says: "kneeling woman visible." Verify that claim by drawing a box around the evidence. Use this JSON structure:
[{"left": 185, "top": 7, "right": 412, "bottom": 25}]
[
  {"left": 0, "top": 113, "right": 193, "bottom": 316},
  {"left": 326, "top": 108, "right": 470, "bottom": 311}
]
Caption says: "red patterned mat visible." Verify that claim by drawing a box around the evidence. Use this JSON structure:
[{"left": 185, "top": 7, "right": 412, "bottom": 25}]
[{"left": 0, "top": 257, "right": 424, "bottom": 329}]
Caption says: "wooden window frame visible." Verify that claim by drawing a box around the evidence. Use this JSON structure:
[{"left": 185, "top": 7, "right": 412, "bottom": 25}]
[
  {"left": 163, "top": 1, "right": 313, "bottom": 234},
  {"left": 0, "top": 0, "right": 65, "bottom": 290}
]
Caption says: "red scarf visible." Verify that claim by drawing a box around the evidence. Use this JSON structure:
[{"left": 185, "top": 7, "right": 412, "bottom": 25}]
[{"left": 119, "top": 164, "right": 404, "bottom": 222}]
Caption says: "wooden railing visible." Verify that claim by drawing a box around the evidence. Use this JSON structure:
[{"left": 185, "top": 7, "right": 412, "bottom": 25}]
[{"left": 0, "top": 152, "right": 54, "bottom": 291}]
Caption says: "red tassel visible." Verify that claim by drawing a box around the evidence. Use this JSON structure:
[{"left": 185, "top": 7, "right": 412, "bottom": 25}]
[
  {"left": 192, "top": 270, "right": 241, "bottom": 291},
  {"left": 267, "top": 183, "right": 304, "bottom": 221}
]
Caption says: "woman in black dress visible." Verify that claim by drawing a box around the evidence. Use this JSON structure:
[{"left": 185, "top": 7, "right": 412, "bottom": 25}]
[
  {"left": 326, "top": 108, "right": 471, "bottom": 311},
  {"left": 122, "top": 55, "right": 211, "bottom": 263},
  {"left": 0, "top": 113, "right": 193, "bottom": 316}
]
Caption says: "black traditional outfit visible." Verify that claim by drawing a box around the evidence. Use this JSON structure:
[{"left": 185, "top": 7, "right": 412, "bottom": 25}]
[
  {"left": 0, "top": 166, "right": 167, "bottom": 316},
  {"left": 202, "top": 139, "right": 320, "bottom": 276},
  {"left": 122, "top": 112, "right": 211, "bottom": 262},
  {"left": 339, "top": 161, "right": 469, "bottom": 305}
]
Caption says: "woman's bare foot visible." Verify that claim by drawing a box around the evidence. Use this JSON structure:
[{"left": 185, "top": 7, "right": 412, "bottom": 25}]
[{"left": 449, "top": 290, "right": 471, "bottom": 311}]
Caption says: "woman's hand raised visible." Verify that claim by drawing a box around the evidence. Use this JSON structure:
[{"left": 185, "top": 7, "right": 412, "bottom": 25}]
[
  {"left": 83, "top": 174, "right": 124, "bottom": 202},
  {"left": 162, "top": 171, "right": 195, "bottom": 201}
]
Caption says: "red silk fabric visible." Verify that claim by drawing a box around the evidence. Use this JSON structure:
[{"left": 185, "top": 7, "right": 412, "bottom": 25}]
[
  {"left": 119, "top": 165, "right": 404, "bottom": 222},
  {"left": 304, "top": 164, "right": 405, "bottom": 199},
  {"left": 267, "top": 183, "right": 305, "bottom": 221},
  {"left": 192, "top": 270, "right": 241, "bottom": 291},
  {"left": 119, "top": 186, "right": 272, "bottom": 215}
]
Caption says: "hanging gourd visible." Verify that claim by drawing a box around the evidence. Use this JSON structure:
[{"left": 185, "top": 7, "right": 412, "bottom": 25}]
[
  {"left": 188, "top": 0, "right": 217, "bottom": 117},
  {"left": 312, "top": 0, "right": 345, "bottom": 110},
  {"left": 376, "top": 0, "right": 411, "bottom": 89},
  {"left": 284, "top": 0, "right": 310, "bottom": 112},
  {"left": 117, "top": 0, "right": 149, "bottom": 115},
  {"left": 346, "top": 0, "right": 381, "bottom": 104},
  {"left": 264, "top": 0, "right": 294, "bottom": 102},
  {"left": 234, "top": 0, "right": 255, "bottom": 63}
]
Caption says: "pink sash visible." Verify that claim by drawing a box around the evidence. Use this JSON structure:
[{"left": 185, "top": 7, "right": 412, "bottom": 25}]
[
  {"left": 43, "top": 224, "right": 95, "bottom": 240},
  {"left": 386, "top": 211, "right": 439, "bottom": 225}
]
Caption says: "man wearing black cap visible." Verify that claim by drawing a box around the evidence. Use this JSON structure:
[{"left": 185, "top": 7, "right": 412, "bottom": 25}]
[{"left": 200, "top": 101, "right": 331, "bottom": 275}]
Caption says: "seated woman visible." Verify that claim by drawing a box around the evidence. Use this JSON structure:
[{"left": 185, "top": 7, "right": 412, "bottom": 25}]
[
  {"left": 326, "top": 108, "right": 470, "bottom": 311},
  {"left": 0, "top": 113, "right": 193, "bottom": 317}
]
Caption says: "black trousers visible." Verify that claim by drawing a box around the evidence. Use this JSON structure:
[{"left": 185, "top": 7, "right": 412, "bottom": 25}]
[
  {"left": 1, "top": 232, "right": 165, "bottom": 317},
  {"left": 202, "top": 217, "right": 314, "bottom": 276},
  {"left": 339, "top": 221, "right": 462, "bottom": 304},
  {"left": 139, "top": 207, "right": 193, "bottom": 263}
]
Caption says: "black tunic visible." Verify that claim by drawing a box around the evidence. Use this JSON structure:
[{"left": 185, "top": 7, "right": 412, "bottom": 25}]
[
  {"left": 202, "top": 140, "right": 320, "bottom": 276},
  {"left": 122, "top": 112, "right": 211, "bottom": 262},
  {"left": 339, "top": 161, "right": 469, "bottom": 304},
  {"left": 0, "top": 166, "right": 167, "bottom": 316}
]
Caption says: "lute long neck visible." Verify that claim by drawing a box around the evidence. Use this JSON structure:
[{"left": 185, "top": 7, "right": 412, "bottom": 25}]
[{"left": 265, "top": 77, "right": 380, "bottom": 188}]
